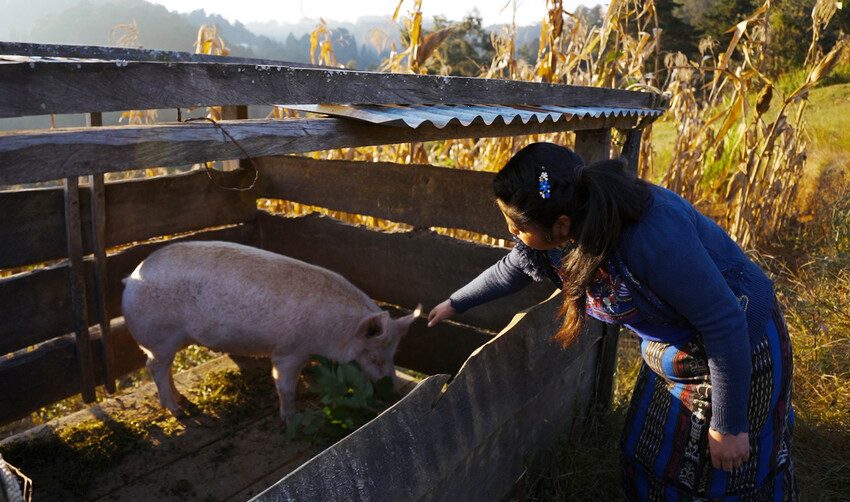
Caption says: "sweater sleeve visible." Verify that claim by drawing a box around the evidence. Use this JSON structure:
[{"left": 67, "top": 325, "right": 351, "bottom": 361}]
[
  {"left": 449, "top": 246, "right": 535, "bottom": 313},
  {"left": 625, "top": 202, "right": 752, "bottom": 434}
]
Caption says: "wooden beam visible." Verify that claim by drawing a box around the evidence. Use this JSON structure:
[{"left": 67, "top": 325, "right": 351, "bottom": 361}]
[
  {"left": 257, "top": 156, "right": 509, "bottom": 239},
  {"left": 574, "top": 128, "right": 612, "bottom": 164},
  {"left": 0, "top": 224, "right": 257, "bottom": 355},
  {"left": 64, "top": 174, "right": 97, "bottom": 403},
  {"left": 620, "top": 127, "right": 643, "bottom": 176},
  {"left": 0, "top": 169, "right": 257, "bottom": 270},
  {"left": 0, "top": 115, "right": 643, "bottom": 186},
  {"left": 0, "top": 59, "right": 662, "bottom": 118},
  {"left": 258, "top": 213, "right": 554, "bottom": 333},
  {"left": 87, "top": 111, "right": 115, "bottom": 394},
  {"left": 0, "top": 41, "right": 325, "bottom": 67}
]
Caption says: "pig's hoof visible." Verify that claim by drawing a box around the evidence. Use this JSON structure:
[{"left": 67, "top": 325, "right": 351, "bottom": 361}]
[{"left": 279, "top": 410, "right": 295, "bottom": 425}]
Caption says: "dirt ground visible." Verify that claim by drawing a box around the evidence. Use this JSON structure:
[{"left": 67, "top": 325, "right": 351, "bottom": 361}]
[{"left": 0, "top": 355, "right": 416, "bottom": 501}]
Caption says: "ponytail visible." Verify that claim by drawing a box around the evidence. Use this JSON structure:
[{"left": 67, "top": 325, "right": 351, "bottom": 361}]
[
  {"left": 555, "top": 157, "right": 648, "bottom": 347},
  {"left": 493, "top": 143, "right": 649, "bottom": 347}
]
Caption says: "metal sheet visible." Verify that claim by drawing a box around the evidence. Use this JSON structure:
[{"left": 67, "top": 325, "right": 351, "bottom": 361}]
[{"left": 280, "top": 103, "right": 664, "bottom": 129}]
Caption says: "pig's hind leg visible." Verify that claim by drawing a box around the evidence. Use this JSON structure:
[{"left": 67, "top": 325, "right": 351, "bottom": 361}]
[
  {"left": 271, "top": 355, "right": 307, "bottom": 423},
  {"left": 145, "top": 349, "right": 185, "bottom": 415}
]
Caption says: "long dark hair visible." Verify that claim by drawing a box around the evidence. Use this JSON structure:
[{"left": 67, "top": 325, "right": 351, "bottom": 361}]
[{"left": 494, "top": 142, "right": 649, "bottom": 347}]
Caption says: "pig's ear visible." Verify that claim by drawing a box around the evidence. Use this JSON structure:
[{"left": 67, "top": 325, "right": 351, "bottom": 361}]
[
  {"left": 395, "top": 304, "right": 423, "bottom": 332},
  {"left": 356, "top": 311, "right": 390, "bottom": 339}
]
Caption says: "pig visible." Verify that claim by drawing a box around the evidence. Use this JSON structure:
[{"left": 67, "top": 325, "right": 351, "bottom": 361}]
[{"left": 121, "top": 240, "right": 421, "bottom": 422}]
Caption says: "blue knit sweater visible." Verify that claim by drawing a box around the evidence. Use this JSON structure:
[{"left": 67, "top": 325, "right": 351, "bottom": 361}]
[{"left": 450, "top": 185, "right": 774, "bottom": 434}]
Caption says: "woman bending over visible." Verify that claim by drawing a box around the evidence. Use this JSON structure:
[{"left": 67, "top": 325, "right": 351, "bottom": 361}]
[{"left": 427, "top": 142, "right": 796, "bottom": 501}]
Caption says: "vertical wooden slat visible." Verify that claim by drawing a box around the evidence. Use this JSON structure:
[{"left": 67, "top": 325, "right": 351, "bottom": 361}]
[
  {"left": 620, "top": 128, "right": 643, "bottom": 176},
  {"left": 64, "top": 175, "right": 96, "bottom": 403},
  {"left": 574, "top": 128, "right": 619, "bottom": 413},
  {"left": 87, "top": 111, "right": 116, "bottom": 394}
]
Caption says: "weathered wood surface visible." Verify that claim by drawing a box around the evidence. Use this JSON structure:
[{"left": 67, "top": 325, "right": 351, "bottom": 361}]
[
  {"left": 382, "top": 305, "right": 494, "bottom": 376},
  {"left": 257, "top": 156, "right": 509, "bottom": 239},
  {"left": 0, "top": 317, "right": 145, "bottom": 424},
  {"left": 258, "top": 212, "right": 554, "bottom": 333},
  {"left": 64, "top": 174, "right": 97, "bottom": 403},
  {"left": 574, "top": 128, "right": 612, "bottom": 164},
  {"left": 620, "top": 127, "right": 643, "bottom": 175},
  {"left": 255, "top": 293, "right": 602, "bottom": 501},
  {"left": 0, "top": 224, "right": 256, "bottom": 355},
  {"left": 0, "top": 115, "right": 645, "bottom": 186},
  {"left": 0, "top": 169, "right": 257, "bottom": 269},
  {"left": 0, "top": 41, "right": 325, "bottom": 67},
  {"left": 87, "top": 111, "right": 116, "bottom": 393},
  {"left": 0, "top": 58, "right": 663, "bottom": 118}
]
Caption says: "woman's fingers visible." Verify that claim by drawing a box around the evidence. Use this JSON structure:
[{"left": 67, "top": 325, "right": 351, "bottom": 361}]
[{"left": 708, "top": 429, "right": 750, "bottom": 472}]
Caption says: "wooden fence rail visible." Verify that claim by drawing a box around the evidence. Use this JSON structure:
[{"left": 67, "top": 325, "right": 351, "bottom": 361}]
[
  {"left": 0, "top": 170, "right": 256, "bottom": 269},
  {"left": 0, "top": 115, "right": 641, "bottom": 186},
  {"left": 0, "top": 58, "right": 663, "bottom": 119},
  {"left": 256, "top": 156, "right": 509, "bottom": 239}
]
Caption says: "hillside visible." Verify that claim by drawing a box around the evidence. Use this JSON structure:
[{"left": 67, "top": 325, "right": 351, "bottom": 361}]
[{"left": 0, "top": 0, "right": 382, "bottom": 65}]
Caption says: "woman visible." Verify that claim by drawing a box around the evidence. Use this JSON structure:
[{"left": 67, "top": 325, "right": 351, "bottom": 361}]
[{"left": 427, "top": 142, "right": 796, "bottom": 500}]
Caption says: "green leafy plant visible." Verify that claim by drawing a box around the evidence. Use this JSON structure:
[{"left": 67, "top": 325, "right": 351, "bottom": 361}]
[{"left": 286, "top": 356, "right": 396, "bottom": 444}]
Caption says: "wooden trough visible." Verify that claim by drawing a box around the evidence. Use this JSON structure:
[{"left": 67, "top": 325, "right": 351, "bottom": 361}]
[{"left": 0, "top": 42, "right": 664, "bottom": 500}]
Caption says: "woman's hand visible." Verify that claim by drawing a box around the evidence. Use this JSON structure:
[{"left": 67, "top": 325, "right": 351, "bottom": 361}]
[
  {"left": 708, "top": 428, "right": 750, "bottom": 472},
  {"left": 427, "top": 300, "right": 456, "bottom": 327}
]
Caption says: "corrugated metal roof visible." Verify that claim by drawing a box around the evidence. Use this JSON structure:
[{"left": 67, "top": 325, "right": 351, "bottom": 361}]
[{"left": 280, "top": 103, "right": 664, "bottom": 129}]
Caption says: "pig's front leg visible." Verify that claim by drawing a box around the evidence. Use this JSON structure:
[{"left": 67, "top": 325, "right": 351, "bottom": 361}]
[{"left": 271, "top": 354, "right": 306, "bottom": 423}]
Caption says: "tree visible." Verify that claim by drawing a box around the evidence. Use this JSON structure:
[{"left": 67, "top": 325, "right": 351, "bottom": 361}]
[
  {"left": 423, "top": 12, "right": 495, "bottom": 77},
  {"left": 655, "top": 0, "right": 701, "bottom": 58}
]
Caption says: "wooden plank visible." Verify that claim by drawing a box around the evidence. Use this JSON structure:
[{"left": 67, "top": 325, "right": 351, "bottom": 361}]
[
  {"left": 0, "top": 59, "right": 662, "bottom": 118},
  {"left": 257, "top": 156, "right": 509, "bottom": 239},
  {"left": 255, "top": 294, "right": 602, "bottom": 501},
  {"left": 574, "top": 128, "right": 612, "bottom": 164},
  {"left": 0, "top": 169, "right": 257, "bottom": 269},
  {"left": 0, "top": 41, "right": 325, "bottom": 68},
  {"left": 64, "top": 174, "right": 97, "bottom": 403},
  {"left": 258, "top": 213, "right": 554, "bottom": 333},
  {"left": 0, "top": 115, "right": 644, "bottom": 186},
  {"left": 620, "top": 127, "right": 643, "bottom": 176},
  {"left": 0, "top": 186, "right": 67, "bottom": 269},
  {"left": 0, "top": 318, "right": 145, "bottom": 425},
  {"left": 0, "top": 224, "right": 257, "bottom": 355},
  {"left": 87, "top": 111, "right": 115, "bottom": 393},
  {"left": 383, "top": 305, "right": 494, "bottom": 376}
]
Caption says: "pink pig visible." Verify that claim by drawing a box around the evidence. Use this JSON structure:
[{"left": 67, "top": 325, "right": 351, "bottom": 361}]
[{"left": 121, "top": 240, "right": 421, "bottom": 422}]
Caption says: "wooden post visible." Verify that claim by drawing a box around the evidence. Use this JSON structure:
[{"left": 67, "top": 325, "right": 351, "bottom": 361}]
[
  {"left": 574, "top": 128, "right": 619, "bottom": 413},
  {"left": 87, "top": 111, "right": 116, "bottom": 394},
  {"left": 620, "top": 128, "right": 643, "bottom": 176},
  {"left": 574, "top": 128, "right": 611, "bottom": 164},
  {"left": 64, "top": 174, "right": 96, "bottom": 403}
]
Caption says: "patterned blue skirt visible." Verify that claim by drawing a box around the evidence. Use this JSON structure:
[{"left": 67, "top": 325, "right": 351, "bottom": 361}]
[{"left": 620, "top": 301, "right": 796, "bottom": 501}]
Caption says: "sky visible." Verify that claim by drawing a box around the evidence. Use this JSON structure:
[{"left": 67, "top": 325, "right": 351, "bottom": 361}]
[{"left": 146, "top": 0, "right": 607, "bottom": 26}]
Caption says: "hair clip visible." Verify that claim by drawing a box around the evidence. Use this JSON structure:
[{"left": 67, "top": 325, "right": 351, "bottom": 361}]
[{"left": 538, "top": 168, "right": 551, "bottom": 199}]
